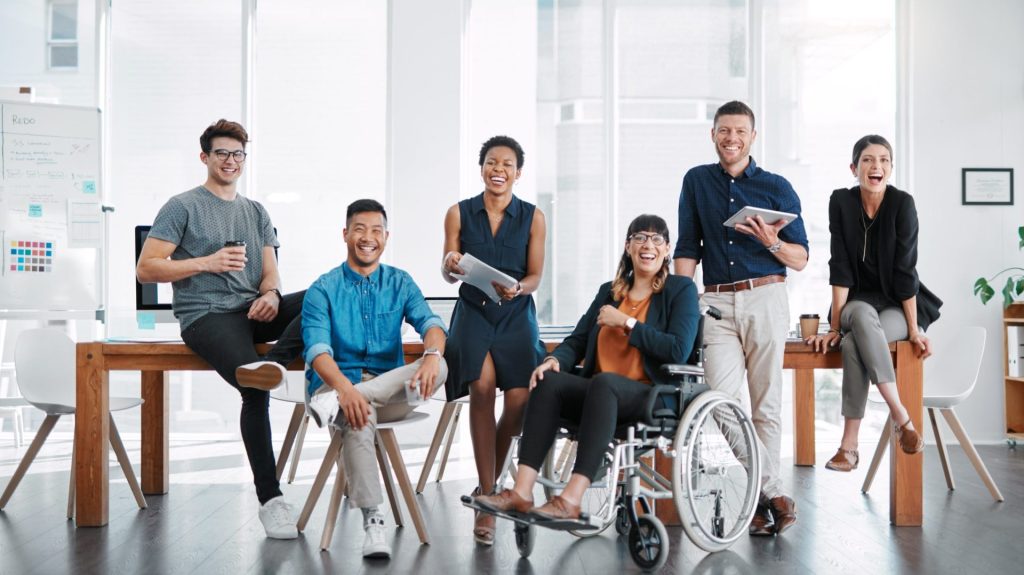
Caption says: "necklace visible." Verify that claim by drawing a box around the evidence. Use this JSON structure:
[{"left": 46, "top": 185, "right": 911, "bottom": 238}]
[{"left": 860, "top": 206, "right": 876, "bottom": 262}]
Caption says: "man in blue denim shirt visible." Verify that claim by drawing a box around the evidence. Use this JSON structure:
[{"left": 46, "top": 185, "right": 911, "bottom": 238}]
[
  {"left": 302, "top": 199, "right": 447, "bottom": 560},
  {"left": 674, "top": 101, "right": 808, "bottom": 538}
]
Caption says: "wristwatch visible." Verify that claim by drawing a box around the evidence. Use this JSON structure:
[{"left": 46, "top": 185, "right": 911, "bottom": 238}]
[
  {"left": 625, "top": 317, "right": 638, "bottom": 331},
  {"left": 264, "top": 288, "right": 283, "bottom": 302},
  {"left": 422, "top": 347, "right": 441, "bottom": 358},
  {"left": 767, "top": 240, "right": 783, "bottom": 254}
]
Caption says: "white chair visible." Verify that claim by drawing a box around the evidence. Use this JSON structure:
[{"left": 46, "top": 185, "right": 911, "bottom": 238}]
[
  {"left": 0, "top": 362, "right": 29, "bottom": 448},
  {"left": 297, "top": 411, "right": 431, "bottom": 550},
  {"left": 272, "top": 373, "right": 310, "bottom": 484},
  {"left": 862, "top": 326, "right": 1004, "bottom": 502},
  {"left": 0, "top": 328, "right": 147, "bottom": 517}
]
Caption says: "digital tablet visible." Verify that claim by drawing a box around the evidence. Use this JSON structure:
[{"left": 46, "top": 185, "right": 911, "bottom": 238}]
[{"left": 723, "top": 206, "right": 797, "bottom": 229}]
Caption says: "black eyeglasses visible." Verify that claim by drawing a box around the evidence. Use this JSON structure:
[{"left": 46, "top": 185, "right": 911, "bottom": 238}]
[
  {"left": 628, "top": 232, "right": 666, "bottom": 246},
  {"left": 211, "top": 149, "right": 247, "bottom": 162}
]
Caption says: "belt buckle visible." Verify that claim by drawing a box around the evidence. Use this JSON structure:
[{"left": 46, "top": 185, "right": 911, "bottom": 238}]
[{"left": 741, "top": 278, "right": 754, "bottom": 291}]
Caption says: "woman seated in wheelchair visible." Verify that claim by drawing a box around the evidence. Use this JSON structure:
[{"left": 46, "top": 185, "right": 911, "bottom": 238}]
[{"left": 472, "top": 213, "right": 700, "bottom": 521}]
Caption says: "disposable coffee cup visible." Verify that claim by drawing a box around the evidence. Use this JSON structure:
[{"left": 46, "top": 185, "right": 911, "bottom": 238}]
[
  {"left": 224, "top": 240, "right": 246, "bottom": 247},
  {"left": 404, "top": 379, "right": 425, "bottom": 406},
  {"left": 799, "top": 314, "right": 820, "bottom": 339}
]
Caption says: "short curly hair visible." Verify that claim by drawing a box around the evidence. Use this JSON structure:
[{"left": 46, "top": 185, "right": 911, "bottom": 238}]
[{"left": 478, "top": 135, "right": 524, "bottom": 169}]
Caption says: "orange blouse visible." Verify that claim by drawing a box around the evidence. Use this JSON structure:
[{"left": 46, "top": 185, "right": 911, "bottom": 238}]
[{"left": 594, "top": 295, "right": 652, "bottom": 383}]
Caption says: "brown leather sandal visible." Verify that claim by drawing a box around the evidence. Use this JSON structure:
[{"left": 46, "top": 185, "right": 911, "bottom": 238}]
[
  {"left": 824, "top": 448, "right": 859, "bottom": 471},
  {"left": 894, "top": 420, "right": 924, "bottom": 454},
  {"left": 471, "top": 486, "right": 496, "bottom": 546}
]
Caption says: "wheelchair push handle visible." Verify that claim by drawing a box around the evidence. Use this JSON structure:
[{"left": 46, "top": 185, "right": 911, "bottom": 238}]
[{"left": 700, "top": 304, "right": 722, "bottom": 320}]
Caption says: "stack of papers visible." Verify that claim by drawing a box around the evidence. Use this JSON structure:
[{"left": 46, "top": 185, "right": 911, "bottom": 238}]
[{"left": 451, "top": 253, "right": 517, "bottom": 303}]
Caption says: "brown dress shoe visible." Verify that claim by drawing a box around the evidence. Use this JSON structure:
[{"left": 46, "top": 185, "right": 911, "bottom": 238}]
[
  {"left": 473, "top": 489, "right": 534, "bottom": 515},
  {"left": 824, "top": 448, "right": 859, "bottom": 472},
  {"left": 749, "top": 495, "right": 775, "bottom": 536},
  {"left": 529, "top": 495, "right": 581, "bottom": 521},
  {"left": 769, "top": 495, "right": 797, "bottom": 535},
  {"left": 894, "top": 420, "right": 924, "bottom": 454}
]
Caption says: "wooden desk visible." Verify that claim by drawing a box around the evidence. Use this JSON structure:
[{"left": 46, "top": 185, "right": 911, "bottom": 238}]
[
  {"left": 75, "top": 339, "right": 922, "bottom": 528},
  {"left": 653, "top": 340, "right": 923, "bottom": 527},
  {"left": 783, "top": 339, "right": 923, "bottom": 526}
]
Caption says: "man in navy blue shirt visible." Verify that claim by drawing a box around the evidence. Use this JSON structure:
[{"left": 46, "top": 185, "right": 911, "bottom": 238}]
[{"left": 673, "top": 101, "right": 808, "bottom": 537}]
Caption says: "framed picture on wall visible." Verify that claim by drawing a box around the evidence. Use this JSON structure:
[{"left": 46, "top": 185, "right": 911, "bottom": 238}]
[{"left": 962, "top": 168, "right": 1014, "bottom": 205}]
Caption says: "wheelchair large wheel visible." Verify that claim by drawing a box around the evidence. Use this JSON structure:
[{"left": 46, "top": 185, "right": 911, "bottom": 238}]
[
  {"left": 627, "top": 514, "right": 669, "bottom": 571},
  {"left": 672, "top": 390, "right": 761, "bottom": 552}
]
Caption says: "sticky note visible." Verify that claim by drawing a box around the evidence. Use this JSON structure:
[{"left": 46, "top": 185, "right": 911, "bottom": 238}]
[
  {"left": 137, "top": 312, "right": 156, "bottom": 330},
  {"left": 28, "top": 204, "right": 42, "bottom": 218},
  {"left": 83, "top": 180, "right": 96, "bottom": 194}
]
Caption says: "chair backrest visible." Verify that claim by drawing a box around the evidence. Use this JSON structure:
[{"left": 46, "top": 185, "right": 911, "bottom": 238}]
[
  {"left": 923, "top": 326, "right": 986, "bottom": 403},
  {"left": 14, "top": 328, "right": 76, "bottom": 409}
]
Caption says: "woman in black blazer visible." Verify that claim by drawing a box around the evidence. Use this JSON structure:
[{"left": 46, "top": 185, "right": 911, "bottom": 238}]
[
  {"left": 472, "top": 214, "right": 700, "bottom": 520},
  {"left": 807, "top": 135, "right": 941, "bottom": 472}
]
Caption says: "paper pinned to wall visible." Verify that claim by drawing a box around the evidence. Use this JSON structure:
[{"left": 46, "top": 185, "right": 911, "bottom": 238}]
[{"left": 68, "top": 200, "right": 101, "bottom": 248}]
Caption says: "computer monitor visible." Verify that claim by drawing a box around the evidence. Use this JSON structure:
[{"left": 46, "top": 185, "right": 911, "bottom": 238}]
[{"left": 134, "top": 225, "right": 178, "bottom": 326}]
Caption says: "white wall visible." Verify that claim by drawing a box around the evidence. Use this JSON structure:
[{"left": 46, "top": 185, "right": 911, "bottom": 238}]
[{"left": 909, "top": 0, "right": 1024, "bottom": 443}]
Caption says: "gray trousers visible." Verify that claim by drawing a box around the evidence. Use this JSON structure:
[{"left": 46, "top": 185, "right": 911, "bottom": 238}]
[
  {"left": 310, "top": 358, "right": 448, "bottom": 509},
  {"left": 839, "top": 300, "right": 918, "bottom": 419}
]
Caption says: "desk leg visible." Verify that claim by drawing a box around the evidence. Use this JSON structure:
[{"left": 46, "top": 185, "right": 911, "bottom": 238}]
[
  {"left": 141, "top": 371, "right": 169, "bottom": 494},
  {"left": 75, "top": 343, "right": 109, "bottom": 527},
  {"left": 890, "top": 342, "right": 923, "bottom": 526},
  {"left": 793, "top": 368, "right": 815, "bottom": 466}
]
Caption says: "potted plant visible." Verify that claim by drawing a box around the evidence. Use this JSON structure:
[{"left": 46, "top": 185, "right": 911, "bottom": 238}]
[{"left": 974, "top": 226, "right": 1024, "bottom": 307}]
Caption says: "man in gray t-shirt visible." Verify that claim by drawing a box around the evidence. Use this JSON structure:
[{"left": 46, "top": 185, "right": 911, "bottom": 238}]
[{"left": 136, "top": 119, "right": 303, "bottom": 540}]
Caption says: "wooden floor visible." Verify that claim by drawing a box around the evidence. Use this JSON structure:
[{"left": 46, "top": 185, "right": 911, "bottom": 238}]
[{"left": 1, "top": 437, "right": 1022, "bottom": 575}]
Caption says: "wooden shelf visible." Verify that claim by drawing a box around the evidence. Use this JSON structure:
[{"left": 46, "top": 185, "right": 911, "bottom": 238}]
[
  {"left": 1005, "top": 319, "right": 1024, "bottom": 326},
  {"left": 1006, "top": 377, "right": 1024, "bottom": 384}
]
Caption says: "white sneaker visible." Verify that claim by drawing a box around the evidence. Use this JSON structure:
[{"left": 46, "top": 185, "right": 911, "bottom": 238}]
[
  {"left": 307, "top": 390, "right": 340, "bottom": 428},
  {"left": 236, "top": 361, "right": 287, "bottom": 391},
  {"left": 258, "top": 496, "right": 298, "bottom": 539},
  {"left": 362, "top": 514, "right": 391, "bottom": 559}
]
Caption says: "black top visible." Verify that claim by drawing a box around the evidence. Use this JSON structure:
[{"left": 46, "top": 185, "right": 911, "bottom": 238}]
[
  {"left": 828, "top": 185, "right": 942, "bottom": 330},
  {"left": 548, "top": 275, "right": 700, "bottom": 388}
]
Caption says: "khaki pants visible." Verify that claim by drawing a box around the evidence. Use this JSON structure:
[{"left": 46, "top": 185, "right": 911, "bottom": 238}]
[
  {"left": 701, "top": 282, "right": 789, "bottom": 499},
  {"left": 310, "top": 358, "right": 448, "bottom": 509}
]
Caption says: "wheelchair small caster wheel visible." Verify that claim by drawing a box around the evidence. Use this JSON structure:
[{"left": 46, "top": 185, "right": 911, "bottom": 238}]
[
  {"left": 615, "top": 507, "right": 630, "bottom": 536},
  {"left": 515, "top": 523, "right": 535, "bottom": 558},
  {"left": 1008, "top": 438, "right": 1018, "bottom": 449},
  {"left": 628, "top": 514, "right": 669, "bottom": 571}
]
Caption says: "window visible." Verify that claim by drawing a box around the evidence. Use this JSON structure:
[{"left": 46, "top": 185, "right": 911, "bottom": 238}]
[{"left": 48, "top": 0, "right": 78, "bottom": 69}]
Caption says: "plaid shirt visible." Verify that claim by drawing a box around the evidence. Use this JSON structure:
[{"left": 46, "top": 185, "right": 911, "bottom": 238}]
[{"left": 674, "top": 158, "right": 808, "bottom": 286}]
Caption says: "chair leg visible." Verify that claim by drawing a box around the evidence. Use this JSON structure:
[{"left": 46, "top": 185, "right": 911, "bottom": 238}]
[
  {"left": 380, "top": 428, "right": 430, "bottom": 545},
  {"left": 435, "top": 403, "right": 463, "bottom": 483},
  {"left": 276, "top": 403, "right": 306, "bottom": 481},
  {"left": 375, "top": 433, "right": 403, "bottom": 528},
  {"left": 929, "top": 408, "right": 955, "bottom": 491},
  {"left": 560, "top": 441, "right": 578, "bottom": 483},
  {"left": 14, "top": 410, "right": 25, "bottom": 448},
  {"left": 0, "top": 414, "right": 60, "bottom": 509},
  {"left": 297, "top": 431, "right": 343, "bottom": 532},
  {"left": 861, "top": 415, "right": 892, "bottom": 494},
  {"left": 68, "top": 433, "right": 76, "bottom": 519},
  {"left": 108, "top": 415, "right": 147, "bottom": 509},
  {"left": 417, "top": 402, "right": 457, "bottom": 493},
  {"left": 320, "top": 453, "right": 348, "bottom": 552},
  {"left": 940, "top": 408, "right": 1004, "bottom": 502},
  {"left": 288, "top": 415, "right": 310, "bottom": 484}
]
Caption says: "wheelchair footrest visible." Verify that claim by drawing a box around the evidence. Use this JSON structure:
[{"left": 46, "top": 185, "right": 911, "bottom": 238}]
[{"left": 460, "top": 495, "right": 597, "bottom": 531}]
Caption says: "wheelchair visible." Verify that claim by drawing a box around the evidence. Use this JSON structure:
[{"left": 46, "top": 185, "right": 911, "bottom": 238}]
[{"left": 463, "top": 306, "right": 762, "bottom": 571}]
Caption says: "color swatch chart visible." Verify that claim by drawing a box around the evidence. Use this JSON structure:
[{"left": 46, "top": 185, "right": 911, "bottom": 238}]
[{"left": 9, "top": 240, "right": 54, "bottom": 273}]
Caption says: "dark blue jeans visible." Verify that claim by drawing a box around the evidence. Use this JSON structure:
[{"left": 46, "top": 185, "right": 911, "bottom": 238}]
[{"left": 181, "top": 290, "right": 305, "bottom": 504}]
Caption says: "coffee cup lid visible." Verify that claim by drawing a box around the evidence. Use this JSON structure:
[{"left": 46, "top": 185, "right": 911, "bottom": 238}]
[{"left": 799, "top": 313, "right": 819, "bottom": 319}]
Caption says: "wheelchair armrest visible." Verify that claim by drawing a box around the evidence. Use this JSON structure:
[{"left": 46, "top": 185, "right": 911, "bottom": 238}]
[
  {"left": 661, "top": 363, "right": 704, "bottom": 377},
  {"left": 643, "top": 384, "right": 681, "bottom": 427}
]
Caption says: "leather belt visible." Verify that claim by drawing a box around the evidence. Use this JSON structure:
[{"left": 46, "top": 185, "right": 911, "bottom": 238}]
[{"left": 704, "top": 274, "right": 785, "bottom": 294}]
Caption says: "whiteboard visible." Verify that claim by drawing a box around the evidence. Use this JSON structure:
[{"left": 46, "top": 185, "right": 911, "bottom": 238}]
[{"left": 0, "top": 101, "right": 103, "bottom": 313}]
